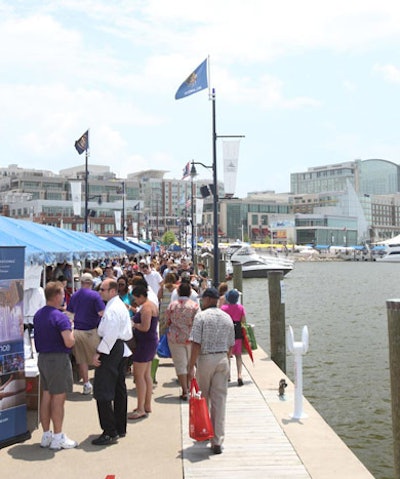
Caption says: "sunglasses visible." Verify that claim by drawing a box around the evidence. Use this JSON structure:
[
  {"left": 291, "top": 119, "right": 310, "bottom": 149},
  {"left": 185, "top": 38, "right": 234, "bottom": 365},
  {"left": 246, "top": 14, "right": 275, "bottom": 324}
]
[{"left": 99, "top": 287, "right": 109, "bottom": 292}]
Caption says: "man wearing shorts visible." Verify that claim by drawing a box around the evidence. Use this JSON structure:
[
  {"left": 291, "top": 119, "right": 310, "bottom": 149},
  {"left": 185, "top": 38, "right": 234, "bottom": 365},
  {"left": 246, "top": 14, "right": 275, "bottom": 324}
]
[
  {"left": 33, "top": 281, "right": 77, "bottom": 450},
  {"left": 67, "top": 272, "right": 105, "bottom": 395}
]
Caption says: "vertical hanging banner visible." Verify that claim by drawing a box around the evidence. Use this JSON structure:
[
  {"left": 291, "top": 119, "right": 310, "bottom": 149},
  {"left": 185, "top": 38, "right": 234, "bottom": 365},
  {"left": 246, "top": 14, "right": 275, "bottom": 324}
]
[
  {"left": 114, "top": 211, "right": 121, "bottom": 232},
  {"left": 196, "top": 198, "right": 204, "bottom": 225},
  {"left": 70, "top": 181, "right": 82, "bottom": 216},
  {"left": 0, "top": 246, "right": 30, "bottom": 448},
  {"left": 223, "top": 140, "right": 240, "bottom": 196}
]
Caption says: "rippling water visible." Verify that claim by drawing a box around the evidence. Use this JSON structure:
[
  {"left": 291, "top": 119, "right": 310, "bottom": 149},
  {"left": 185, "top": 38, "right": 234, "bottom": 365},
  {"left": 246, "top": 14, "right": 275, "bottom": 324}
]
[{"left": 241, "top": 261, "right": 398, "bottom": 479}]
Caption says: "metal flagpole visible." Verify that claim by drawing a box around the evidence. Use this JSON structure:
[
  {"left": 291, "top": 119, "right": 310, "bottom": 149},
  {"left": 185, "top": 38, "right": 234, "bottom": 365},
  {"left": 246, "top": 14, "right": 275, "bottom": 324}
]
[
  {"left": 211, "top": 89, "right": 245, "bottom": 287},
  {"left": 211, "top": 89, "right": 219, "bottom": 287},
  {"left": 84, "top": 149, "right": 89, "bottom": 233}
]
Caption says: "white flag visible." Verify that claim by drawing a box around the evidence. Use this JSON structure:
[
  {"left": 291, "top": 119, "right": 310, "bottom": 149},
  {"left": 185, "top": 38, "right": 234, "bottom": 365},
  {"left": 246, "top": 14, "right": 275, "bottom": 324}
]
[
  {"left": 196, "top": 198, "right": 204, "bottom": 225},
  {"left": 70, "top": 181, "right": 82, "bottom": 216},
  {"left": 223, "top": 140, "right": 240, "bottom": 196},
  {"left": 114, "top": 210, "right": 121, "bottom": 232}
]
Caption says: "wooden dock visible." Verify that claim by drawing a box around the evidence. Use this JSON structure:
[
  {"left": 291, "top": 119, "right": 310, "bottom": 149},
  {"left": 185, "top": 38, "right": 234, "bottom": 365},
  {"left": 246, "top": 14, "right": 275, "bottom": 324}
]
[
  {"left": 182, "top": 347, "right": 375, "bottom": 479},
  {"left": 3, "top": 346, "right": 375, "bottom": 479}
]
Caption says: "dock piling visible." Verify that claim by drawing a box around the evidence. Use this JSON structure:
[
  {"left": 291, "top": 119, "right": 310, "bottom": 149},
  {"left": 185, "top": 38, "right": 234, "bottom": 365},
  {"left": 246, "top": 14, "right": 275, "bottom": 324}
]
[
  {"left": 268, "top": 270, "right": 286, "bottom": 373},
  {"left": 386, "top": 298, "right": 400, "bottom": 477}
]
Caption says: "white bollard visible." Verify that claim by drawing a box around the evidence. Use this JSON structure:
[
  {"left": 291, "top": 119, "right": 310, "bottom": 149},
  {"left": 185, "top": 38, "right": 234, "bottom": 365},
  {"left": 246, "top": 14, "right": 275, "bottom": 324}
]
[{"left": 287, "top": 325, "right": 309, "bottom": 419}]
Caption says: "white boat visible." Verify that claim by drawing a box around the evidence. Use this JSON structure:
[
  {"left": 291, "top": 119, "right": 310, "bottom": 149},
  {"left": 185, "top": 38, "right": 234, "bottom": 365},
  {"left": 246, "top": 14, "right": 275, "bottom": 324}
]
[
  {"left": 375, "top": 243, "right": 400, "bottom": 262},
  {"left": 225, "top": 243, "right": 294, "bottom": 278}
]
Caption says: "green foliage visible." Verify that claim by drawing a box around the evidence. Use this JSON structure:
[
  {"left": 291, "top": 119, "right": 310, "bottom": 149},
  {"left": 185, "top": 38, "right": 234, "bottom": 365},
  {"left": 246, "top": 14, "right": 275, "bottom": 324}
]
[{"left": 161, "top": 230, "right": 176, "bottom": 245}]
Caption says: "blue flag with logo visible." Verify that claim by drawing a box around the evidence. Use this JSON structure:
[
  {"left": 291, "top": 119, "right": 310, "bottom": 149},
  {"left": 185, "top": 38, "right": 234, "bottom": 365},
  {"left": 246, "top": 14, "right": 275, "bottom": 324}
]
[
  {"left": 74, "top": 130, "right": 89, "bottom": 155},
  {"left": 175, "top": 59, "right": 208, "bottom": 100}
]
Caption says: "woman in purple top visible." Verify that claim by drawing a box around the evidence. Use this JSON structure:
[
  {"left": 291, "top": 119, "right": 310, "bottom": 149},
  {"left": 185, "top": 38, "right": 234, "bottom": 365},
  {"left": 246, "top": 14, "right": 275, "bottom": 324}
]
[
  {"left": 128, "top": 284, "right": 159, "bottom": 419},
  {"left": 221, "top": 289, "right": 247, "bottom": 387}
]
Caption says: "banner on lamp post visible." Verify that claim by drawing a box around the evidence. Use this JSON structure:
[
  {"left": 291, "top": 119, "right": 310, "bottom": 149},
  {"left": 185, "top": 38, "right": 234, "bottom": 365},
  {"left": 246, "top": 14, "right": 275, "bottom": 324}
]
[
  {"left": 114, "top": 211, "right": 121, "bottom": 232},
  {"left": 196, "top": 198, "right": 204, "bottom": 225},
  {"left": 223, "top": 140, "right": 240, "bottom": 196},
  {"left": 70, "top": 181, "right": 82, "bottom": 216}
]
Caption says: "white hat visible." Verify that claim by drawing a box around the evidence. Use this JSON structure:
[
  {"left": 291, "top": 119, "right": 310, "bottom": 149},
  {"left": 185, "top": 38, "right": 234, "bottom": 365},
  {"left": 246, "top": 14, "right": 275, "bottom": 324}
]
[{"left": 81, "top": 273, "right": 93, "bottom": 283}]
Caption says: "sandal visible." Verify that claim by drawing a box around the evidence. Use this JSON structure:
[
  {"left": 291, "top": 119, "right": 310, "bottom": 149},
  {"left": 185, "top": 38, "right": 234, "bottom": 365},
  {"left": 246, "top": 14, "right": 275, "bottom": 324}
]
[
  {"left": 127, "top": 411, "right": 148, "bottom": 420},
  {"left": 180, "top": 394, "right": 188, "bottom": 401},
  {"left": 133, "top": 408, "right": 151, "bottom": 414}
]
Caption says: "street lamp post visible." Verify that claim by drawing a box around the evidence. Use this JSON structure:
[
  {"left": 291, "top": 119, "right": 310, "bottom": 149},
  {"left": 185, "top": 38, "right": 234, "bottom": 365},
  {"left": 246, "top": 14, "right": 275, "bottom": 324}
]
[
  {"left": 84, "top": 151, "right": 89, "bottom": 233},
  {"left": 190, "top": 164, "right": 197, "bottom": 264},
  {"left": 187, "top": 89, "right": 244, "bottom": 286},
  {"left": 190, "top": 159, "right": 216, "bottom": 282},
  {"left": 121, "top": 181, "right": 126, "bottom": 241}
]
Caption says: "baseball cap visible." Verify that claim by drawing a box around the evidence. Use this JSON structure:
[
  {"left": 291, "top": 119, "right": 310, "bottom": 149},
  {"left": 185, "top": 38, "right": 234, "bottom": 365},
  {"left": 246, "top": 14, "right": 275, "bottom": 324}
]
[
  {"left": 81, "top": 273, "right": 93, "bottom": 283},
  {"left": 201, "top": 287, "right": 219, "bottom": 299}
]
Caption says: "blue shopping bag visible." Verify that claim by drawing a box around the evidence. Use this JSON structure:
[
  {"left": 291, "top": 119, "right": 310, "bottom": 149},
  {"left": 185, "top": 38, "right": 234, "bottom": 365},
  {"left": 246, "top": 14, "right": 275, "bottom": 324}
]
[{"left": 157, "top": 331, "right": 171, "bottom": 358}]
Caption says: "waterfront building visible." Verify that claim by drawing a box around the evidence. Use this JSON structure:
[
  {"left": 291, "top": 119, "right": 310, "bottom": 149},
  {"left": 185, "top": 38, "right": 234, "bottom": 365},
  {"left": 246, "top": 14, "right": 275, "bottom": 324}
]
[
  {"left": 290, "top": 159, "right": 400, "bottom": 242},
  {"left": 0, "top": 164, "right": 225, "bottom": 241},
  {"left": 3, "top": 159, "right": 400, "bottom": 246}
]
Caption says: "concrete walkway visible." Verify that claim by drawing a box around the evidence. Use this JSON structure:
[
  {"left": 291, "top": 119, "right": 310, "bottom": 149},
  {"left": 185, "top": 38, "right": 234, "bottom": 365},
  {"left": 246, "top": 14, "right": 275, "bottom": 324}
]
[{"left": 3, "top": 347, "right": 375, "bottom": 479}]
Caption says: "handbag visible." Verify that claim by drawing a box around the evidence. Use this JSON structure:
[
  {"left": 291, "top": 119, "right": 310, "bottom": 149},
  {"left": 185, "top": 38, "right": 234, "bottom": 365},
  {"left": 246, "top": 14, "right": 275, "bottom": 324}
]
[
  {"left": 157, "top": 331, "right": 171, "bottom": 358},
  {"left": 125, "top": 328, "right": 136, "bottom": 354},
  {"left": 189, "top": 378, "right": 214, "bottom": 442},
  {"left": 233, "top": 321, "right": 243, "bottom": 339},
  {"left": 242, "top": 323, "right": 257, "bottom": 350}
]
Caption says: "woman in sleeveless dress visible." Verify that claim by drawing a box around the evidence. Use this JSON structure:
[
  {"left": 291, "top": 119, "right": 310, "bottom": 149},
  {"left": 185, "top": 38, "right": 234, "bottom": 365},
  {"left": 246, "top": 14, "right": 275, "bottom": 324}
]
[{"left": 128, "top": 284, "right": 159, "bottom": 419}]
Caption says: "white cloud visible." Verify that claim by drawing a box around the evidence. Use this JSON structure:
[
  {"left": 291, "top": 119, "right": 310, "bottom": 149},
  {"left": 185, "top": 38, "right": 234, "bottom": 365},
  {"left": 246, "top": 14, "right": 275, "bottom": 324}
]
[{"left": 373, "top": 63, "right": 400, "bottom": 83}]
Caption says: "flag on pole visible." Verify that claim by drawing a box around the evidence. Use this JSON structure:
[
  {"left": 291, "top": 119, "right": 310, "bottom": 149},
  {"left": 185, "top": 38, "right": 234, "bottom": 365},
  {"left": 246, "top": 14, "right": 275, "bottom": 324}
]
[
  {"left": 182, "top": 162, "right": 190, "bottom": 179},
  {"left": 74, "top": 130, "right": 89, "bottom": 155},
  {"left": 175, "top": 58, "right": 208, "bottom": 100}
]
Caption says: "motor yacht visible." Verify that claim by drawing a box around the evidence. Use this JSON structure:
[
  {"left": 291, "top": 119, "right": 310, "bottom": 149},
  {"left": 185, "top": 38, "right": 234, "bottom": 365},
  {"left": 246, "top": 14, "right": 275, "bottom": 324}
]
[{"left": 225, "top": 243, "right": 294, "bottom": 278}]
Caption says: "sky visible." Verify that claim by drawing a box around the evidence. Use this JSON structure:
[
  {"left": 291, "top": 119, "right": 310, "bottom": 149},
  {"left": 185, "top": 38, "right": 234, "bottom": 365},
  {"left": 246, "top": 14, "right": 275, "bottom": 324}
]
[{"left": 2, "top": 1, "right": 400, "bottom": 198}]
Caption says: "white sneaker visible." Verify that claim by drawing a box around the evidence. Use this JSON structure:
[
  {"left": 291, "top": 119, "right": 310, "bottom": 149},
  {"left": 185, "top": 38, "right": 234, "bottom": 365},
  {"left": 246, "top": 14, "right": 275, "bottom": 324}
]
[
  {"left": 40, "top": 431, "right": 53, "bottom": 448},
  {"left": 49, "top": 433, "right": 78, "bottom": 450},
  {"left": 83, "top": 382, "right": 93, "bottom": 395}
]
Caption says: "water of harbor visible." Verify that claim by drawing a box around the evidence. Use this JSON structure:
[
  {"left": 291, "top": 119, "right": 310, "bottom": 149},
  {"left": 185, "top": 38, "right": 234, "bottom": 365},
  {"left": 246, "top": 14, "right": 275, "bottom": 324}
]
[{"left": 242, "top": 261, "right": 397, "bottom": 479}]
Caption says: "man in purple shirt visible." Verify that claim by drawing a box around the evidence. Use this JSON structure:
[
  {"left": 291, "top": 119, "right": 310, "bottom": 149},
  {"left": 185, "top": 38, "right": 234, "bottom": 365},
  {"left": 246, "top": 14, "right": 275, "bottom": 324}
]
[
  {"left": 34, "top": 281, "right": 77, "bottom": 450},
  {"left": 67, "top": 272, "right": 105, "bottom": 395}
]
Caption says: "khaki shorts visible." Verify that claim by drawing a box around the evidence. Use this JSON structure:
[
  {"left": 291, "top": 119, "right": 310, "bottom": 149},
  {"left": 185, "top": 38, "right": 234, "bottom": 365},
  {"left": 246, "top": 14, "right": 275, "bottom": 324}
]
[
  {"left": 38, "top": 353, "right": 73, "bottom": 394},
  {"left": 72, "top": 328, "right": 100, "bottom": 365},
  {"left": 168, "top": 341, "right": 191, "bottom": 375}
]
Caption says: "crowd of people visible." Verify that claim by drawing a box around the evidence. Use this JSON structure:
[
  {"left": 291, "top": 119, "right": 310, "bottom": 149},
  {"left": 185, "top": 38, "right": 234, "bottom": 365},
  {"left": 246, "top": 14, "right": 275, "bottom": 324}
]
[{"left": 33, "top": 252, "right": 250, "bottom": 454}]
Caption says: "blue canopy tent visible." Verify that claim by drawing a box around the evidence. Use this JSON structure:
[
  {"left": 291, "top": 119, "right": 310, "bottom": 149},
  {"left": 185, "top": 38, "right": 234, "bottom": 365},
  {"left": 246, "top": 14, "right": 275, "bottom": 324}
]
[
  {"left": 0, "top": 229, "right": 52, "bottom": 264},
  {"left": 105, "top": 237, "right": 141, "bottom": 254},
  {"left": 136, "top": 241, "right": 152, "bottom": 252},
  {"left": 39, "top": 226, "right": 125, "bottom": 261},
  {"left": 0, "top": 216, "right": 77, "bottom": 263},
  {"left": 127, "top": 240, "right": 148, "bottom": 252},
  {"left": 0, "top": 217, "right": 125, "bottom": 264}
]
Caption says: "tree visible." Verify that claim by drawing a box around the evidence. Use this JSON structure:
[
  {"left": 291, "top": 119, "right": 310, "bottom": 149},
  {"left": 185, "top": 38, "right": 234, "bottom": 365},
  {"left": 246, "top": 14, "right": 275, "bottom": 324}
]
[{"left": 161, "top": 230, "right": 176, "bottom": 246}]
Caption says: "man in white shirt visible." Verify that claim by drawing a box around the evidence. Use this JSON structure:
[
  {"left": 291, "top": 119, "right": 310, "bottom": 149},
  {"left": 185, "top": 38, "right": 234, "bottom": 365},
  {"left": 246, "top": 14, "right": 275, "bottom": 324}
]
[
  {"left": 91, "top": 278, "right": 132, "bottom": 446},
  {"left": 141, "top": 263, "right": 163, "bottom": 298}
]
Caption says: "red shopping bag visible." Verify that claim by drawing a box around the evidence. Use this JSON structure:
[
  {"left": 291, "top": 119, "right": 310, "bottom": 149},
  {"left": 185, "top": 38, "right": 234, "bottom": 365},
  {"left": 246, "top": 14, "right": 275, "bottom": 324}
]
[{"left": 189, "top": 378, "right": 214, "bottom": 442}]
